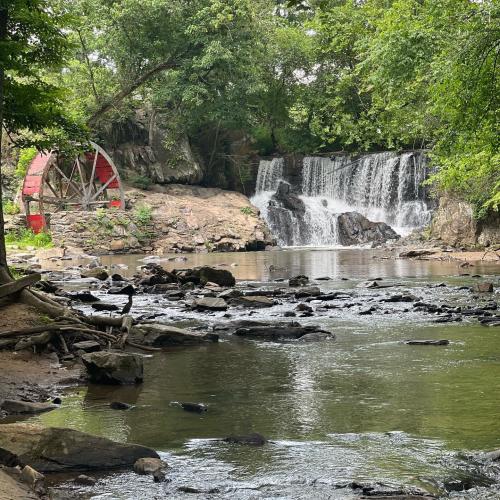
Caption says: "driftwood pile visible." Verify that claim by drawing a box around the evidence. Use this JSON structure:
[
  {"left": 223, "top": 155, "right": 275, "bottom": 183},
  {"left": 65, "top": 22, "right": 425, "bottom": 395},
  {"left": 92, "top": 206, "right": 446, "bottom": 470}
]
[
  {"left": 0, "top": 313, "right": 158, "bottom": 353},
  {"left": 0, "top": 272, "right": 159, "bottom": 354}
]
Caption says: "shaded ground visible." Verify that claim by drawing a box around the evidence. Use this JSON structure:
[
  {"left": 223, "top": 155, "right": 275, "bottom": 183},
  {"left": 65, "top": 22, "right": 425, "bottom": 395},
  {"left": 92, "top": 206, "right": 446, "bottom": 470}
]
[
  {"left": 0, "top": 468, "right": 38, "bottom": 500},
  {"left": 0, "top": 303, "right": 83, "bottom": 498},
  {"left": 0, "top": 303, "right": 83, "bottom": 412}
]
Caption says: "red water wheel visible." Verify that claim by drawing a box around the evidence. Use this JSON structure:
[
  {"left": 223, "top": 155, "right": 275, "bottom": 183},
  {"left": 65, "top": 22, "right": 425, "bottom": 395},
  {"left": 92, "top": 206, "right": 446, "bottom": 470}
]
[{"left": 21, "top": 141, "right": 125, "bottom": 232}]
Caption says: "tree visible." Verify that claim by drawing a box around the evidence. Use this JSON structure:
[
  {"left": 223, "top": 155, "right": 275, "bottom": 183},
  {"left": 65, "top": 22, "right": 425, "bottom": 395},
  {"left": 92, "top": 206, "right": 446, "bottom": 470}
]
[{"left": 0, "top": 0, "right": 80, "bottom": 283}]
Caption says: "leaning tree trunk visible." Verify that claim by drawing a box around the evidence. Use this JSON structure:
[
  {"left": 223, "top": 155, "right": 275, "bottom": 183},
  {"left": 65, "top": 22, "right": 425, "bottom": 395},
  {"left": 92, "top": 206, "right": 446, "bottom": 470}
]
[{"left": 0, "top": 6, "right": 13, "bottom": 284}]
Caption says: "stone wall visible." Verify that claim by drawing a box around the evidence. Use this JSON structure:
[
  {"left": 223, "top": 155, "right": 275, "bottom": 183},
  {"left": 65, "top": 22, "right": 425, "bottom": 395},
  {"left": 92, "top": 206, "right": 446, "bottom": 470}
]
[
  {"left": 48, "top": 184, "right": 274, "bottom": 255},
  {"left": 430, "top": 197, "right": 500, "bottom": 248}
]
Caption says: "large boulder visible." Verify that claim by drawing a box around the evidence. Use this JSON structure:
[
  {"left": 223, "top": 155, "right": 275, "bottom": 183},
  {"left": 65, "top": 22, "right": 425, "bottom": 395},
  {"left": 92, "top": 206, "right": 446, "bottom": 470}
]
[
  {"left": 81, "top": 352, "right": 144, "bottom": 384},
  {"left": 0, "top": 423, "right": 159, "bottom": 472},
  {"left": 198, "top": 267, "right": 236, "bottom": 287},
  {"left": 131, "top": 323, "right": 218, "bottom": 346},
  {"left": 336, "top": 212, "right": 399, "bottom": 246}
]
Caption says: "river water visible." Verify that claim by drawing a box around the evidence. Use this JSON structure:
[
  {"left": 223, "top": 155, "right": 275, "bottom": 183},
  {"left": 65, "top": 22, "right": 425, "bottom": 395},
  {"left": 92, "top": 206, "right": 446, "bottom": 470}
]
[{"left": 28, "top": 249, "right": 500, "bottom": 498}]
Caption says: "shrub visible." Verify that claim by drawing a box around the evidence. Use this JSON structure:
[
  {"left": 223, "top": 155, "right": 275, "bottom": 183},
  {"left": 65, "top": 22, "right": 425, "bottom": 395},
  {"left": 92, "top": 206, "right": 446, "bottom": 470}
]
[
  {"left": 133, "top": 204, "right": 153, "bottom": 225},
  {"left": 240, "top": 206, "right": 254, "bottom": 216},
  {"left": 3, "top": 200, "right": 20, "bottom": 215}
]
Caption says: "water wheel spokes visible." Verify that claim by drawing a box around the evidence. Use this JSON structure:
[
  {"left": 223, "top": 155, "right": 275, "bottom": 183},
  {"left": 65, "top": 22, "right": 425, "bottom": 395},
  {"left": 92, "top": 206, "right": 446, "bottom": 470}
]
[{"left": 22, "top": 141, "right": 125, "bottom": 232}]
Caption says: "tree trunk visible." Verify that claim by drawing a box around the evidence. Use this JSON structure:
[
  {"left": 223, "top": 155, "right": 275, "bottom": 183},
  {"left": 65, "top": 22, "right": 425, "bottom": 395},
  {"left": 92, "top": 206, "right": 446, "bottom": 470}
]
[
  {"left": 87, "top": 58, "right": 178, "bottom": 126},
  {"left": 0, "top": 6, "right": 13, "bottom": 284}
]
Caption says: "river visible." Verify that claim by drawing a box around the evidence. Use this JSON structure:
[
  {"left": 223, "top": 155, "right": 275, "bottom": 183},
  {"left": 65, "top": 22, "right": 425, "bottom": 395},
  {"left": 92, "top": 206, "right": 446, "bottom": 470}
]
[{"left": 26, "top": 248, "right": 500, "bottom": 498}]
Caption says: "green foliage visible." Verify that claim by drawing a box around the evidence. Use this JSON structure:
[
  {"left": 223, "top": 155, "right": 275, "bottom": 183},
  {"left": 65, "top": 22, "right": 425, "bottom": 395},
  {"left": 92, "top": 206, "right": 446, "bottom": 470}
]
[
  {"left": 133, "top": 204, "right": 153, "bottom": 225},
  {"left": 1, "top": 0, "right": 498, "bottom": 224},
  {"left": 5, "top": 229, "right": 53, "bottom": 249},
  {"left": 15, "top": 148, "right": 38, "bottom": 179},
  {"left": 240, "top": 206, "right": 254, "bottom": 216},
  {"left": 2, "top": 200, "right": 20, "bottom": 215},
  {"left": 0, "top": 0, "right": 86, "bottom": 151}
]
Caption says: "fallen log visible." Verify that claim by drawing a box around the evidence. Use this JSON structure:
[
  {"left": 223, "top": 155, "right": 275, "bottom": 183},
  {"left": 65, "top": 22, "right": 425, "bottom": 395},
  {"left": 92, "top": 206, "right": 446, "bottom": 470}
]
[
  {"left": 0, "top": 274, "right": 41, "bottom": 299},
  {"left": 0, "top": 323, "right": 117, "bottom": 342},
  {"left": 84, "top": 316, "right": 124, "bottom": 328},
  {"left": 125, "top": 340, "right": 161, "bottom": 352}
]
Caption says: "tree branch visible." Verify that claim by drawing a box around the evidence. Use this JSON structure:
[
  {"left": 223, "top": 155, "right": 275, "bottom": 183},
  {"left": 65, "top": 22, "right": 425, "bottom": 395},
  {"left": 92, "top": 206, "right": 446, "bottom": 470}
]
[{"left": 87, "top": 58, "right": 180, "bottom": 126}]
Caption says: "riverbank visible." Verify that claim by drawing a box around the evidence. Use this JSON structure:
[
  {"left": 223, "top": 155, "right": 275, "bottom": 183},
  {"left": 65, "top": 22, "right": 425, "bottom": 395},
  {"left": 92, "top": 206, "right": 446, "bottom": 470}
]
[
  {"left": 5, "top": 184, "right": 274, "bottom": 255},
  {"left": 0, "top": 304, "right": 83, "bottom": 417}
]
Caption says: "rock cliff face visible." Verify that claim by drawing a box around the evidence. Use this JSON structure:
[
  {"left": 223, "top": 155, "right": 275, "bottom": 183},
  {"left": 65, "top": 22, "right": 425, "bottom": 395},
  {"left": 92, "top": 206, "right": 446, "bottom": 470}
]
[
  {"left": 48, "top": 184, "right": 274, "bottom": 254},
  {"left": 102, "top": 110, "right": 203, "bottom": 185},
  {"left": 430, "top": 198, "right": 500, "bottom": 248}
]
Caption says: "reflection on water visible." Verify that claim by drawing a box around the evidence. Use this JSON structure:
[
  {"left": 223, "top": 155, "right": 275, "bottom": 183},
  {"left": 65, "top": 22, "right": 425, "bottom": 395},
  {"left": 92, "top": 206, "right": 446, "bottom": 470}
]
[
  {"left": 41, "top": 247, "right": 500, "bottom": 282},
  {"left": 33, "top": 249, "right": 500, "bottom": 498}
]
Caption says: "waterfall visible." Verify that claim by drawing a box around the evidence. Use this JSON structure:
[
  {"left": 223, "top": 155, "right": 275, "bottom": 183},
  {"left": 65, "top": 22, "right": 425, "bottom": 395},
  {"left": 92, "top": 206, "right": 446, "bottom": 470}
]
[
  {"left": 251, "top": 151, "right": 431, "bottom": 246},
  {"left": 255, "top": 158, "right": 284, "bottom": 192}
]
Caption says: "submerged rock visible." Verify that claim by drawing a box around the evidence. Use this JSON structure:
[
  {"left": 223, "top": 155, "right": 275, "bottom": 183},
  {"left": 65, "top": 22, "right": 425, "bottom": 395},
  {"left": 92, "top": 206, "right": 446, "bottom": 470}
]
[
  {"left": 223, "top": 433, "right": 267, "bottom": 446},
  {"left": 0, "top": 423, "right": 159, "bottom": 472},
  {"left": 110, "top": 402, "right": 133, "bottom": 410},
  {"left": 295, "top": 286, "right": 321, "bottom": 298},
  {"left": 179, "top": 402, "right": 208, "bottom": 413},
  {"left": 82, "top": 352, "right": 144, "bottom": 385},
  {"left": 91, "top": 303, "right": 119, "bottom": 312},
  {"left": 70, "top": 291, "right": 100, "bottom": 303},
  {"left": 234, "top": 323, "right": 333, "bottom": 341},
  {"left": 405, "top": 339, "right": 450, "bottom": 346},
  {"left": 73, "top": 474, "right": 97, "bottom": 486}
]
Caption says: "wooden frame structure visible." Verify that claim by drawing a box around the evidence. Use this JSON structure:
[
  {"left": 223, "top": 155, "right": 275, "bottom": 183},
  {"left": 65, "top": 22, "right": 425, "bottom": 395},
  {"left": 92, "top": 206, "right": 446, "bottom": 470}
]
[{"left": 21, "top": 142, "right": 125, "bottom": 232}]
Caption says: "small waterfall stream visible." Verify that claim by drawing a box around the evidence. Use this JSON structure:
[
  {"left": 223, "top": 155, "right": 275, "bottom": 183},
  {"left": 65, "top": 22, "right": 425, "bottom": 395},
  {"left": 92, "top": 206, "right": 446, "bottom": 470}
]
[{"left": 251, "top": 151, "right": 432, "bottom": 246}]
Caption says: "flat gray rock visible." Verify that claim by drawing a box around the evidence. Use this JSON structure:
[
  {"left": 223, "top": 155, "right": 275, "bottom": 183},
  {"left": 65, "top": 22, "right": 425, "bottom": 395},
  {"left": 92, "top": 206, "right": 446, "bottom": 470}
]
[{"left": 0, "top": 400, "right": 58, "bottom": 415}]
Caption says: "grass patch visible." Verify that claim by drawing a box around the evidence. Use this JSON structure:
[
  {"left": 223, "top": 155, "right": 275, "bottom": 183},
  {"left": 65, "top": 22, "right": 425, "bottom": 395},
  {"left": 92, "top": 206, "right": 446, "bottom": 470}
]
[
  {"left": 3, "top": 200, "right": 20, "bottom": 215},
  {"left": 5, "top": 228, "right": 53, "bottom": 249}
]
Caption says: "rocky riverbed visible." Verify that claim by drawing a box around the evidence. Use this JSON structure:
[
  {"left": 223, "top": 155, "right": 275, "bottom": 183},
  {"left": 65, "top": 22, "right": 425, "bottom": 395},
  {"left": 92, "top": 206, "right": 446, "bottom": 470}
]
[{"left": 1, "top": 248, "right": 500, "bottom": 498}]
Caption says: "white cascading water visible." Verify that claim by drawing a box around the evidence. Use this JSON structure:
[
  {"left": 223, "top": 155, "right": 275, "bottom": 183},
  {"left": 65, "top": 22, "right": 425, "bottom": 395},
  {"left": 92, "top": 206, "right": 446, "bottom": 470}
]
[
  {"left": 251, "top": 158, "right": 285, "bottom": 225},
  {"left": 251, "top": 152, "right": 432, "bottom": 246}
]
